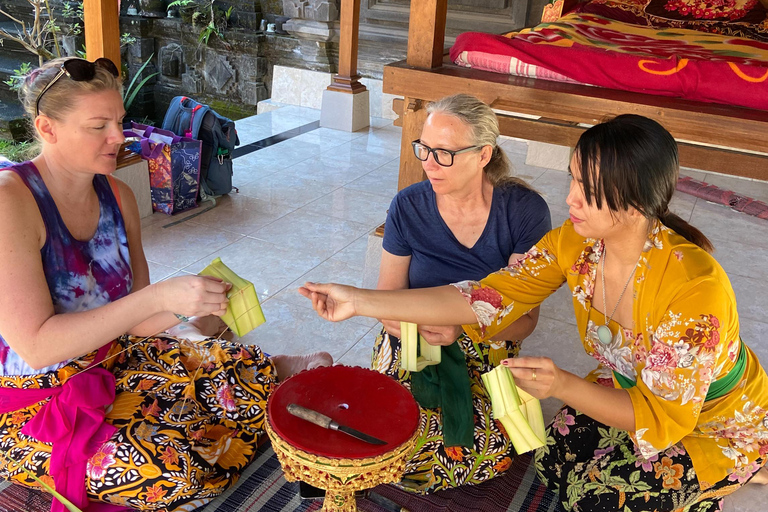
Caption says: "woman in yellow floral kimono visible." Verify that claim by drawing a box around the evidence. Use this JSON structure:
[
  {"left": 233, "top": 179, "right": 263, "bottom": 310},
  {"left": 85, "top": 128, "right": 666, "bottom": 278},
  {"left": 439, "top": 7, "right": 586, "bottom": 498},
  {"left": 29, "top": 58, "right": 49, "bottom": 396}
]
[{"left": 301, "top": 114, "right": 768, "bottom": 511}]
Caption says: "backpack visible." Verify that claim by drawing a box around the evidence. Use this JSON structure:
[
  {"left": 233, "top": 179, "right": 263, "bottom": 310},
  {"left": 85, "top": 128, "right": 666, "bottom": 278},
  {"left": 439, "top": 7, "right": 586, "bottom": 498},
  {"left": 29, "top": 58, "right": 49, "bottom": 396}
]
[{"left": 162, "top": 96, "right": 239, "bottom": 198}]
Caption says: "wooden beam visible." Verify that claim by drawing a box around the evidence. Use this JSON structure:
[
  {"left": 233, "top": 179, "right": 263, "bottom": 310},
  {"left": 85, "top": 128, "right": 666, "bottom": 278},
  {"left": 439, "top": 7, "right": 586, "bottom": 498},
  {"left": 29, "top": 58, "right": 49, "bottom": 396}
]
[
  {"left": 496, "top": 115, "right": 768, "bottom": 180},
  {"left": 384, "top": 61, "right": 768, "bottom": 186},
  {"left": 406, "top": 0, "right": 448, "bottom": 69},
  {"left": 677, "top": 144, "right": 768, "bottom": 181},
  {"left": 83, "top": 0, "right": 121, "bottom": 67},
  {"left": 383, "top": 62, "right": 768, "bottom": 154},
  {"left": 328, "top": 0, "right": 366, "bottom": 94}
]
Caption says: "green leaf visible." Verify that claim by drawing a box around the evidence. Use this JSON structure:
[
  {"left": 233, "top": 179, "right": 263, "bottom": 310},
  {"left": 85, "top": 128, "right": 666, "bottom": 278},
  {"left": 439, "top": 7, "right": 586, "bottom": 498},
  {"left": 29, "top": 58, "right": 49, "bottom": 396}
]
[
  {"left": 124, "top": 53, "right": 154, "bottom": 98},
  {"left": 1, "top": 455, "right": 83, "bottom": 512},
  {"left": 124, "top": 72, "right": 158, "bottom": 111},
  {"left": 123, "top": 54, "right": 158, "bottom": 110}
]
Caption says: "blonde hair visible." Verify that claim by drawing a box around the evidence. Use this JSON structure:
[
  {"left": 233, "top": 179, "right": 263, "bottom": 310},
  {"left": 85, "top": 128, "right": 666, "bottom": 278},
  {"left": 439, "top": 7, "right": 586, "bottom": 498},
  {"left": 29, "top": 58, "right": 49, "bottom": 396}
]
[
  {"left": 426, "top": 94, "right": 530, "bottom": 189},
  {"left": 20, "top": 57, "right": 123, "bottom": 123}
]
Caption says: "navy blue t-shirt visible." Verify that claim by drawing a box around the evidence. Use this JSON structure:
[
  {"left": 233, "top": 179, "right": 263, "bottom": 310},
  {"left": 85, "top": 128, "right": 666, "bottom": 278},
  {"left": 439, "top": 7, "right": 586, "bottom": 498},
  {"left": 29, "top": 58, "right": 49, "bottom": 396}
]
[{"left": 383, "top": 181, "right": 551, "bottom": 289}]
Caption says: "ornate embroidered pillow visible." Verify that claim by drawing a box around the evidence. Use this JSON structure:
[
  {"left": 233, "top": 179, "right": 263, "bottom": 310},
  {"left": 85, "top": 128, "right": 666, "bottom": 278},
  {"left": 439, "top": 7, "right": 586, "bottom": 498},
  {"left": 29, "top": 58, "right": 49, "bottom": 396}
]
[{"left": 576, "top": 0, "right": 768, "bottom": 41}]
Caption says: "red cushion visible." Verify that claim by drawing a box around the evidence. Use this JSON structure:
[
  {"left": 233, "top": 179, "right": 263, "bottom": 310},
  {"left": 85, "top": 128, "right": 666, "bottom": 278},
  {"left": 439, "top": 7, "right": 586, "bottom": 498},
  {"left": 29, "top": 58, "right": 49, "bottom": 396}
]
[{"left": 267, "top": 366, "right": 420, "bottom": 459}]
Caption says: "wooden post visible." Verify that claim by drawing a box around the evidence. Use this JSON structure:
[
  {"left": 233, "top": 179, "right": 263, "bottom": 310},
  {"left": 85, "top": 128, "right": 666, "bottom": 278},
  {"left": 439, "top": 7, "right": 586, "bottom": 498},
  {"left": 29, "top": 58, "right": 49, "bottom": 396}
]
[
  {"left": 327, "top": 0, "right": 366, "bottom": 94},
  {"left": 386, "top": 0, "right": 447, "bottom": 190},
  {"left": 83, "top": 0, "right": 121, "bottom": 68},
  {"left": 397, "top": 98, "right": 429, "bottom": 191},
  {"left": 406, "top": 0, "right": 448, "bottom": 69}
]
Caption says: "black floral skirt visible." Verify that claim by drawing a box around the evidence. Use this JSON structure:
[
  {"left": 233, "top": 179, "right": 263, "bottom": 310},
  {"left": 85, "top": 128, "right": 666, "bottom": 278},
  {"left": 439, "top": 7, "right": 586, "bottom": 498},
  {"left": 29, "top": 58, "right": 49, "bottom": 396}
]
[{"left": 534, "top": 406, "right": 766, "bottom": 512}]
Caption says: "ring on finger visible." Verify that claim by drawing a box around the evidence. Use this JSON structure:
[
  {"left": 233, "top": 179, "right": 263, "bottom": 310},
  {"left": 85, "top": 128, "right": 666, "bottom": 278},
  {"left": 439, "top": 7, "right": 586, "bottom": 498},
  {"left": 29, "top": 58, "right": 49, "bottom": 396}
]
[{"left": 532, "top": 370, "right": 537, "bottom": 381}]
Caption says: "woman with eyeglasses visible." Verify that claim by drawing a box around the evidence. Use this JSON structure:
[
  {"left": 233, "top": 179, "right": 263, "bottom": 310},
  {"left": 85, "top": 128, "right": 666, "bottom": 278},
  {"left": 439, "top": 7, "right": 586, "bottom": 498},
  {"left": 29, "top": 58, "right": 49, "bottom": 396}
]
[
  {"left": 301, "top": 114, "right": 768, "bottom": 510},
  {"left": 0, "top": 57, "right": 331, "bottom": 511},
  {"left": 371, "top": 94, "right": 551, "bottom": 492}
]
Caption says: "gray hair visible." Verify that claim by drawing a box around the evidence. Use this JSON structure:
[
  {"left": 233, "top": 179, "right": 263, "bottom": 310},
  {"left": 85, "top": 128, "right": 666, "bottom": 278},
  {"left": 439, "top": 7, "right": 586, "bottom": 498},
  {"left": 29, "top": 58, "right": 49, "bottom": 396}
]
[{"left": 426, "top": 94, "right": 530, "bottom": 189}]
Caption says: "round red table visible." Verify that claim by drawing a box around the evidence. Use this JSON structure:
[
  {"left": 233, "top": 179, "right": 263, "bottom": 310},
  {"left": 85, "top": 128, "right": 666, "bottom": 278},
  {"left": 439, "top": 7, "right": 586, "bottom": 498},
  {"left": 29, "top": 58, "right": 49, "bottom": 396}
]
[{"left": 266, "top": 365, "right": 420, "bottom": 511}]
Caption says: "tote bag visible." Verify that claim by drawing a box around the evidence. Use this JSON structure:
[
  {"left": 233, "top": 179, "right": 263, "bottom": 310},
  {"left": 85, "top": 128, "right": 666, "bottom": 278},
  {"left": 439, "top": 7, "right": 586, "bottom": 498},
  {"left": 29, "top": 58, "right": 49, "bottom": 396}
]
[{"left": 126, "top": 123, "right": 202, "bottom": 215}]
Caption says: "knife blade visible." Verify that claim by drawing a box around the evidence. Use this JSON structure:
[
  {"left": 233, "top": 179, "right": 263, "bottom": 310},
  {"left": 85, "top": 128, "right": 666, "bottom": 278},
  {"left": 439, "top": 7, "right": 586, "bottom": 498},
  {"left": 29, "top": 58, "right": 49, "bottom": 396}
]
[{"left": 287, "top": 403, "right": 387, "bottom": 445}]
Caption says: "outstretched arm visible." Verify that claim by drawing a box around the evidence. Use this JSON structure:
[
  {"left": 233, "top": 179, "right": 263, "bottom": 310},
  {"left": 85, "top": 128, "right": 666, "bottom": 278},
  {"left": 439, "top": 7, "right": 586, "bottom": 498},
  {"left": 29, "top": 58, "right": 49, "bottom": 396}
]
[
  {"left": 488, "top": 252, "right": 540, "bottom": 342},
  {"left": 116, "top": 180, "right": 181, "bottom": 336},
  {"left": 376, "top": 249, "right": 411, "bottom": 338},
  {"left": 299, "top": 282, "right": 478, "bottom": 326}
]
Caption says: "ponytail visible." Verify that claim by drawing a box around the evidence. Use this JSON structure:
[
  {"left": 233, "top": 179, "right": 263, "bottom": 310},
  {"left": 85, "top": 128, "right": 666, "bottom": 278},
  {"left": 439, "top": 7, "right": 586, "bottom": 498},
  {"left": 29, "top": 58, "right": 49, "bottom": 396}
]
[
  {"left": 485, "top": 145, "right": 531, "bottom": 190},
  {"left": 659, "top": 209, "right": 714, "bottom": 253}
]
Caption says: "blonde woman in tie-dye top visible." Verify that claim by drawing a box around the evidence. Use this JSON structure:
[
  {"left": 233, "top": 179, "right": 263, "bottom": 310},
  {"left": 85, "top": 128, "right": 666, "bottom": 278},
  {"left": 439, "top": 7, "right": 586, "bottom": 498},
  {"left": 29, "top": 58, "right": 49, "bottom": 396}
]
[
  {"left": 300, "top": 114, "right": 767, "bottom": 511},
  {"left": 0, "top": 57, "right": 331, "bottom": 511}
]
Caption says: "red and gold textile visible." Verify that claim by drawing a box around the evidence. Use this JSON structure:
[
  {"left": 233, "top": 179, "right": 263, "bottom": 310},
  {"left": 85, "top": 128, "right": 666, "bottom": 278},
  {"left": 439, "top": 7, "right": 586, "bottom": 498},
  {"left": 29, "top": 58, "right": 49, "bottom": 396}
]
[{"left": 450, "top": 13, "right": 768, "bottom": 110}]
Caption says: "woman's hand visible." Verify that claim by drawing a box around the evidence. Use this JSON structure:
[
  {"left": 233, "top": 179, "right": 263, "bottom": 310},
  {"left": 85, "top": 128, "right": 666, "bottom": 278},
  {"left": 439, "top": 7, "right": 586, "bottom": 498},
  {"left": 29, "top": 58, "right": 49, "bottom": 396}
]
[
  {"left": 502, "top": 356, "right": 565, "bottom": 400},
  {"left": 419, "top": 325, "right": 463, "bottom": 346},
  {"left": 298, "top": 282, "right": 357, "bottom": 322},
  {"left": 381, "top": 319, "right": 402, "bottom": 338},
  {"left": 155, "top": 275, "right": 230, "bottom": 318}
]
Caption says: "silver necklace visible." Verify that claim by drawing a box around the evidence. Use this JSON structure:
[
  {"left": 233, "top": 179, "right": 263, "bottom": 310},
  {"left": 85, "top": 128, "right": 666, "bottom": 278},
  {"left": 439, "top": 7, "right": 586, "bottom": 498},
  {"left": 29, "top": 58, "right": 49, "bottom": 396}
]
[{"left": 597, "top": 246, "right": 640, "bottom": 345}]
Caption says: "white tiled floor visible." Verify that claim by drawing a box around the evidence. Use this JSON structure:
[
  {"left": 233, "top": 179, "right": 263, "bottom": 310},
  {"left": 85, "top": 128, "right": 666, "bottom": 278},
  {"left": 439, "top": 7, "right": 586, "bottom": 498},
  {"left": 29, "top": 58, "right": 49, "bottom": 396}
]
[{"left": 141, "top": 105, "right": 768, "bottom": 510}]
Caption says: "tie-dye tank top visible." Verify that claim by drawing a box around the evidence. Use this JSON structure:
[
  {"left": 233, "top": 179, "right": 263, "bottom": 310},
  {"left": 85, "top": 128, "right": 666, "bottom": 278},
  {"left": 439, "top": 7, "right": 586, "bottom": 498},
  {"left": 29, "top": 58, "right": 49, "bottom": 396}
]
[{"left": 0, "top": 162, "right": 133, "bottom": 375}]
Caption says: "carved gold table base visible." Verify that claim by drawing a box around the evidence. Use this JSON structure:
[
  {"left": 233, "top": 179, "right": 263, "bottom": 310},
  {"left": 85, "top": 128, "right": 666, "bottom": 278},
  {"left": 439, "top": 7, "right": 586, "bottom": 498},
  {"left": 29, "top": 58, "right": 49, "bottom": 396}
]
[{"left": 266, "top": 421, "right": 418, "bottom": 512}]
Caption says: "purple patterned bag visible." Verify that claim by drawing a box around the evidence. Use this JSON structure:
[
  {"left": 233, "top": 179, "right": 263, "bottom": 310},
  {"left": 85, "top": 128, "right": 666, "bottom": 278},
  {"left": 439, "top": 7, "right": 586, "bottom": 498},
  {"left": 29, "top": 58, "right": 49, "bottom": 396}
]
[{"left": 126, "top": 123, "right": 202, "bottom": 214}]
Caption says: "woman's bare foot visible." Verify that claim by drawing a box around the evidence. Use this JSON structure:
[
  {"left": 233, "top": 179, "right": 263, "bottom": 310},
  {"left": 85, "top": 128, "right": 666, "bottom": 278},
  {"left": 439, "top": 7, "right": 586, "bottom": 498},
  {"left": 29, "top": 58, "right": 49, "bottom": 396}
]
[
  {"left": 749, "top": 466, "right": 768, "bottom": 485},
  {"left": 271, "top": 352, "right": 334, "bottom": 381},
  {"left": 166, "top": 315, "right": 234, "bottom": 341}
]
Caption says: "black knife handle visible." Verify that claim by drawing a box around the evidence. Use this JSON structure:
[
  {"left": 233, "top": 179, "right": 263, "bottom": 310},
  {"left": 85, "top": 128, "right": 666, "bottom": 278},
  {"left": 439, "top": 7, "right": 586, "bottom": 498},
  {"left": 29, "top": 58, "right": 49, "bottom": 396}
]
[{"left": 287, "top": 404, "right": 333, "bottom": 429}]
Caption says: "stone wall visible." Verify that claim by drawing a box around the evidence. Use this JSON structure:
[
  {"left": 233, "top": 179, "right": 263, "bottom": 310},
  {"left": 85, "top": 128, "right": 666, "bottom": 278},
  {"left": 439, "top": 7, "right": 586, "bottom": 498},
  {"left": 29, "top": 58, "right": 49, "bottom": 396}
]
[
  {"left": 120, "top": 1, "right": 270, "bottom": 123},
  {"left": 276, "top": 0, "right": 549, "bottom": 82}
]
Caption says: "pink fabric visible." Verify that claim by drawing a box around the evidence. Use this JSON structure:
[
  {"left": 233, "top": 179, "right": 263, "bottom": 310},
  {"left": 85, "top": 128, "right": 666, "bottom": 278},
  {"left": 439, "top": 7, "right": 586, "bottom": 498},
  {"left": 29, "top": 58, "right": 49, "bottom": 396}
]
[{"left": 0, "top": 344, "right": 130, "bottom": 512}]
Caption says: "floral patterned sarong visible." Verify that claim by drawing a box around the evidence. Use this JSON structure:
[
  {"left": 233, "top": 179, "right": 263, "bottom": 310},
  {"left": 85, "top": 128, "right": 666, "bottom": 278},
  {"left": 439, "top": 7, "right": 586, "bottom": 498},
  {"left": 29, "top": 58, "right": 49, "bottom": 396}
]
[
  {"left": 372, "top": 328, "right": 521, "bottom": 493},
  {"left": 535, "top": 405, "right": 767, "bottom": 511},
  {"left": 0, "top": 334, "right": 275, "bottom": 510}
]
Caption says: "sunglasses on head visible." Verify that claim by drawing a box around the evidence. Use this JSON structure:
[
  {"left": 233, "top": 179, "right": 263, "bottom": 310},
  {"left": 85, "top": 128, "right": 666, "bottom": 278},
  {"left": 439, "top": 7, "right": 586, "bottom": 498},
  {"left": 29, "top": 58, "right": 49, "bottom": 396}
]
[{"left": 34, "top": 58, "right": 120, "bottom": 117}]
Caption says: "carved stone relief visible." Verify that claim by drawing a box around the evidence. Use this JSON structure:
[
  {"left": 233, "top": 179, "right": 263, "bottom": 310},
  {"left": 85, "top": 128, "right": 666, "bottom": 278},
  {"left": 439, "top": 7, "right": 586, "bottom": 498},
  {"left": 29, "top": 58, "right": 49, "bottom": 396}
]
[
  {"left": 202, "top": 52, "right": 237, "bottom": 95},
  {"left": 360, "top": 0, "right": 530, "bottom": 37},
  {"left": 282, "top": 0, "right": 340, "bottom": 22},
  {"left": 159, "top": 43, "right": 183, "bottom": 78},
  {"left": 181, "top": 69, "right": 204, "bottom": 95}
]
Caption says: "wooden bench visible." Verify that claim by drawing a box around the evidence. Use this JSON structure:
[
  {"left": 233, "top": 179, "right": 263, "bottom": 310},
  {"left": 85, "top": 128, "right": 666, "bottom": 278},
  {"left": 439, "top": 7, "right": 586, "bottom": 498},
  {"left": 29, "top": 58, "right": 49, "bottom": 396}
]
[{"left": 382, "top": 0, "right": 768, "bottom": 190}]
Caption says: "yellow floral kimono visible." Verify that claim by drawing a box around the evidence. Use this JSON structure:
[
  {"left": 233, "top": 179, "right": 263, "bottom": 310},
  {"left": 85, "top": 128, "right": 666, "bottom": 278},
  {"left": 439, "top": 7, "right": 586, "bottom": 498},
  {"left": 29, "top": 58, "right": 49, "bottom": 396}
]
[{"left": 453, "top": 219, "right": 768, "bottom": 488}]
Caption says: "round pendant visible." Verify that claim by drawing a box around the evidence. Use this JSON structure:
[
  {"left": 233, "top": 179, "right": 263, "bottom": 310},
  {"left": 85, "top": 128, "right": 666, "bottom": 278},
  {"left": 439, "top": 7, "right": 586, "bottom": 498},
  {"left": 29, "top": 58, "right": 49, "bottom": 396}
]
[{"left": 597, "top": 325, "right": 613, "bottom": 345}]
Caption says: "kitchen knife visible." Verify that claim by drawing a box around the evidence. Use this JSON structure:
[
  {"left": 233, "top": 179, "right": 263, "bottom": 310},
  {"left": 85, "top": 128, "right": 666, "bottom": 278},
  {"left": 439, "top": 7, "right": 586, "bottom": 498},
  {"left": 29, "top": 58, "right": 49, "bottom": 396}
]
[{"left": 287, "top": 403, "right": 387, "bottom": 445}]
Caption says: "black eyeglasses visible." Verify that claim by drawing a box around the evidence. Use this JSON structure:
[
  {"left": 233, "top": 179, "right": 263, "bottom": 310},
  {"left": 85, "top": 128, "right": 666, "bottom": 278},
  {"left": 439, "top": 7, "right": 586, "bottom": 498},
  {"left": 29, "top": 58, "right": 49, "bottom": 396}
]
[
  {"left": 411, "top": 139, "right": 482, "bottom": 167},
  {"left": 34, "top": 58, "right": 120, "bottom": 117}
]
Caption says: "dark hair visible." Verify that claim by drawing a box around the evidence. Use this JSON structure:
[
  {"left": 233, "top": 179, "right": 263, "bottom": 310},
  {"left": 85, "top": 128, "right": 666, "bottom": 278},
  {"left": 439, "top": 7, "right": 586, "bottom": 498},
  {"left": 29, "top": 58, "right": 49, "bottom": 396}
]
[{"left": 574, "top": 114, "right": 713, "bottom": 252}]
